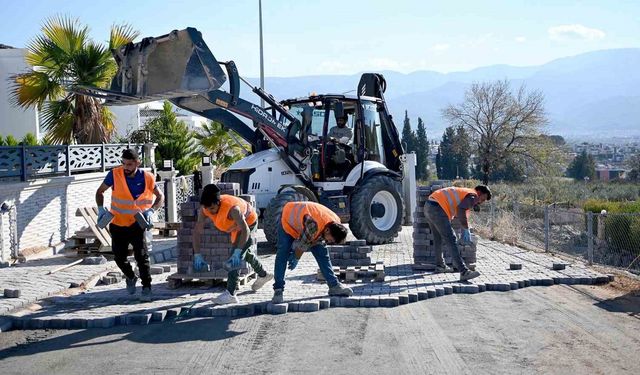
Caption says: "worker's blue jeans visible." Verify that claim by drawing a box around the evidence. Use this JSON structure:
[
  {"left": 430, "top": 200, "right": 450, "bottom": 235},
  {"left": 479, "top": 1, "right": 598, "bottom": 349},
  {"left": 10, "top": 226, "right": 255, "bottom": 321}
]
[
  {"left": 423, "top": 201, "right": 469, "bottom": 272},
  {"left": 273, "top": 226, "right": 339, "bottom": 290}
]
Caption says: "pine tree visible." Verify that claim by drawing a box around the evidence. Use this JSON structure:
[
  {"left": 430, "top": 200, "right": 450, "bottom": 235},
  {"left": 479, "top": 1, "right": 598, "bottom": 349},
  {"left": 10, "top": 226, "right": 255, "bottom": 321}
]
[
  {"left": 436, "top": 127, "right": 456, "bottom": 179},
  {"left": 415, "top": 117, "right": 429, "bottom": 180},
  {"left": 566, "top": 150, "right": 596, "bottom": 181},
  {"left": 452, "top": 126, "right": 471, "bottom": 179},
  {"left": 401, "top": 110, "right": 415, "bottom": 153}
]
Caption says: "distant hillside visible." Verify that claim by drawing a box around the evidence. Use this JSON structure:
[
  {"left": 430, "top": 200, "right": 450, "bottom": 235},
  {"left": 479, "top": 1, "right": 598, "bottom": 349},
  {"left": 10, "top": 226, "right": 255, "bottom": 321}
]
[{"left": 248, "top": 48, "right": 640, "bottom": 138}]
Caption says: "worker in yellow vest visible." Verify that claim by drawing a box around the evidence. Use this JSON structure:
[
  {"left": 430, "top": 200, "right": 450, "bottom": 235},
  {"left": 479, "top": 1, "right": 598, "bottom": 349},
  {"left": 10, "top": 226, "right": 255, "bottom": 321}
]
[
  {"left": 424, "top": 185, "right": 491, "bottom": 281},
  {"left": 96, "top": 149, "right": 164, "bottom": 302},
  {"left": 272, "top": 201, "right": 353, "bottom": 304},
  {"left": 193, "top": 184, "right": 273, "bottom": 305}
]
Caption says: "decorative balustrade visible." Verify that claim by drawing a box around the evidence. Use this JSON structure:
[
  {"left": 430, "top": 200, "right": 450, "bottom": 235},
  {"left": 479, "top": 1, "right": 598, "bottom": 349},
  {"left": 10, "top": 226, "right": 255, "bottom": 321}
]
[{"left": 0, "top": 144, "right": 148, "bottom": 181}]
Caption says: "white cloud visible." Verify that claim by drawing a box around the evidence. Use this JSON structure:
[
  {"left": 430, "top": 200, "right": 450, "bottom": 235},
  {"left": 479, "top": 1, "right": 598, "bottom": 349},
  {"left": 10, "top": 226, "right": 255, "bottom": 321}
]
[
  {"left": 515, "top": 36, "right": 527, "bottom": 43},
  {"left": 548, "top": 24, "right": 605, "bottom": 41},
  {"left": 431, "top": 43, "right": 450, "bottom": 52}
]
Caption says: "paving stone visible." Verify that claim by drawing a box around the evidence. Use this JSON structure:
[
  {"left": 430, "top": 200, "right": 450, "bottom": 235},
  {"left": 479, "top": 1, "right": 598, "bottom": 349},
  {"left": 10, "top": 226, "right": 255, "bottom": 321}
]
[
  {"left": 4, "top": 289, "right": 21, "bottom": 298},
  {"left": 269, "top": 303, "right": 288, "bottom": 315},
  {"left": 552, "top": 263, "right": 567, "bottom": 271},
  {"left": 299, "top": 301, "right": 320, "bottom": 312},
  {"left": 149, "top": 266, "right": 164, "bottom": 275},
  {"left": 342, "top": 297, "right": 361, "bottom": 307},
  {"left": 379, "top": 297, "right": 400, "bottom": 307},
  {"left": 510, "top": 263, "right": 522, "bottom": 270},
  {"left": 398, "top": 295, "right": 409, "bottom": 305},
  {"left": 318, "top": 299, "right": 331, "bottom": 309},
  {"left": 417, "top": 291, "right": 428, "bottom": 301},
  {"left": 162, "top": 265, "right": 172, "bottom": 272},
  {"left": 408, "top": 293, "right": 419, "bottom": 303},
  {"left": 126, "top": 313, "right": 151, "bottom": 325},
  {"left": 151, "top": 310, "right": 167, "bottom": 322},
  {"left": 361, "top": 297, "right": 380, "bottom": 307}
]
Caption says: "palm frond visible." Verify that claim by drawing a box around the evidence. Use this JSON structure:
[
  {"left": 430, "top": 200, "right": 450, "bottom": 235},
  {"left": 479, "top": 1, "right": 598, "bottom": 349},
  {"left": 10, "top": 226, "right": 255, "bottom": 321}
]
[
  {"left": 10, "top": 71, "right": 64, "bottom": 108},
  {"left": 109, "top": 23, "right": 139, "bottom": 51},
  {"left": 40, "top": 99, "right": 75, "bottom": 144},
  {"left": 41, "top": 16, "right": 89, "bottom": 55}
]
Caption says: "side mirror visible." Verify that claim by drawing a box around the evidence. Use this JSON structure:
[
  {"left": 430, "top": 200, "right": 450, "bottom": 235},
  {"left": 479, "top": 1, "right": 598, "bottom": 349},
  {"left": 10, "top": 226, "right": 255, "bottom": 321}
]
[{"left": 334, "top": 101, "right": 345, "bottom": 123}]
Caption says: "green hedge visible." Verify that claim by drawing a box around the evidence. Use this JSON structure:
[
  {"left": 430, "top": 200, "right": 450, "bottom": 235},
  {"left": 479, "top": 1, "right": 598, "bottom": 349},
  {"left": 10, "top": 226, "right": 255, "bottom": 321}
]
[{"left": 583, "top": 199, "right": 640, "bottom": 214}]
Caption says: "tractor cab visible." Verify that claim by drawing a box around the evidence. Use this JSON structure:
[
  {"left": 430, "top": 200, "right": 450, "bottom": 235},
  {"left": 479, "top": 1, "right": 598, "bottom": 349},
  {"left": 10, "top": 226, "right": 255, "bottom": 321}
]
[{"left": 281, "top": 94, "right": 403, "bottom": 183}]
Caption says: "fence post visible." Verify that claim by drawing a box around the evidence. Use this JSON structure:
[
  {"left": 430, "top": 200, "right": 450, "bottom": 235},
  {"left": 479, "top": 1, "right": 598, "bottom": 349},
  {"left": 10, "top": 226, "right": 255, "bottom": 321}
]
[
  {"left": 513, "top": 201, "right": 520, "bottom": 221},
  {"left": 157, "top": 170, "right": 178, "bottom": 223},
  {"left": 65, "top": 145, "right": 72, "bottom": 176},
  {"left": 587, "top": 211, "right": 594, "bottom": 265},
  {"left": 490, "top": 199, "right": 496, "bottom": 235},
  {"left": 544, "top": 205, "right": 550, "bottom": 252},
  {"left": 20, "top": 145, "right": 27, "bottom": 181},
  {"left": 101, "top": 143, "right": 106, "bottom": 172}
]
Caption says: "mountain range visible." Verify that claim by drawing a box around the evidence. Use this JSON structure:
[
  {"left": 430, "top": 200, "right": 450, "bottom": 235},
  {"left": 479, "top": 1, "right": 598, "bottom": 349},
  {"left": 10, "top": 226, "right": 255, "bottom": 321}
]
[{"left": 245, "top": 48, "right": 640, "bottom": 139}]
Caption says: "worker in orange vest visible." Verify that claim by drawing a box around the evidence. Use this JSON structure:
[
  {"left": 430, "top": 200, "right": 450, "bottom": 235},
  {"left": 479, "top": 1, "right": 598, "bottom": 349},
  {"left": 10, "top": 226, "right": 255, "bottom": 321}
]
[
  {"left": 424, "top": 185, "right": 492, "bottom": 281},
  {"left": 193, "top": 184, "right": 273, "bottom": 305},
  {"left": 272, "top": 201, "right": 353, "bottom": 304},
  {"left": 96, "top": 149, "right": 164, "bottom": 302}
]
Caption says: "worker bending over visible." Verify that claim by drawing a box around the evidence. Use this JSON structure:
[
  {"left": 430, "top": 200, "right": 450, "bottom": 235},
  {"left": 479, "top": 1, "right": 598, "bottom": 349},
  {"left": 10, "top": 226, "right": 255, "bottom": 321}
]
[
  {"left": 272, "top": 201, "right": 353, "bottom": 303},
  {"left": 193, "top": 184, "right": 273, "bottom": 305},
  {"left": 424, "top": 185, "right": 492, "bottom": 281}
]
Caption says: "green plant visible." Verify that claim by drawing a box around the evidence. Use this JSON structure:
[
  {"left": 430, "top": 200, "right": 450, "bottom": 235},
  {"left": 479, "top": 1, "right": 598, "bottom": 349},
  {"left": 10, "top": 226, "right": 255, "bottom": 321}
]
[
  {"left": 21, "top": 132, "right": 38, "bottom": 146},
  {"left": 5, "top": 135, "right": 19, "bottom": 146},
  {"left": 10, "top": 16, "right": 138, "bottom": 144},
  {"left": 146, "top": 101, "right": 199, "bottom": 175},
  {"left": 194, "top": 120, "right": 246, "bottom": 170}
]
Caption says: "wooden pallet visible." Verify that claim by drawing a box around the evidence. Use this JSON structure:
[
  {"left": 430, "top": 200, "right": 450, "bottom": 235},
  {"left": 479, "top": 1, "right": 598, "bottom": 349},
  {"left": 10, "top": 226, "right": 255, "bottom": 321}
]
[
  {"left": 166, "top": 271, "right": 257, "bottom": 289},
  {"left": 73, "top": 207, "right": 112, "bottom": 252},
  {"left": 317, "top": 261, "right": 385, "bottom": 282}
]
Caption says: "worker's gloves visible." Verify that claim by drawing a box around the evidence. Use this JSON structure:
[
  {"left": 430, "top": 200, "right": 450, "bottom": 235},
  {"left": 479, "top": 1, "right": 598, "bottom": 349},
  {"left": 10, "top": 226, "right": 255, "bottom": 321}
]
[
  {"left": 229, "top": 248, "right": 243, "bottom": 268},
  {"left": 287, "top": 252, "right": 299, "bottom": 270},
  {"left": 339, "top": 136, "right": 350, "bottom": 144},
  {"left": 461, "top": 229, "right": 472, "bottom": 243},
  {"left": 193, "top": 254, "right": 210, "bottom": 272},
  {"left": 98, "top": 206, "right": 108, "bottom": 223},
  {"left": 142, "top": 208, "right": 155, "bottom": 226}
]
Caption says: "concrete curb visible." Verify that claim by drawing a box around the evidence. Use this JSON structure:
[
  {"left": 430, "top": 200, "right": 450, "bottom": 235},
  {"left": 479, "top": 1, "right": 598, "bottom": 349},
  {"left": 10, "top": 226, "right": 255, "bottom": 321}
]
[{"left": 4, "top": 273, "right": 614, "bottom": 331}]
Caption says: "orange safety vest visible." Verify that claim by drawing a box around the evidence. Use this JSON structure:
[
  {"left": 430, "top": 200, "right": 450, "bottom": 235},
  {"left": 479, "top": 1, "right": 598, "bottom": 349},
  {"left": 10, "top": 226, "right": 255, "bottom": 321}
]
[
  {"left": 110, "top": 166, "right": 156, "bottom": 227},
  {"left": 429, "top": 187, "right": 476, "bottom": 221},
  {"left": 281, "top": 201, "right": 340, "bottom": 240},
  {"left": 201, "top": 195, "right": 258, "bottom": 243}
]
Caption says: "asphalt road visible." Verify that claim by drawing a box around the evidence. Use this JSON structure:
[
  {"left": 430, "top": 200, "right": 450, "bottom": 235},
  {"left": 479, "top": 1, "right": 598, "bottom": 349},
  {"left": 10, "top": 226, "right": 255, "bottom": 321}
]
[{"left": 0, "top": 284, "right": 638, "bottom": 375}]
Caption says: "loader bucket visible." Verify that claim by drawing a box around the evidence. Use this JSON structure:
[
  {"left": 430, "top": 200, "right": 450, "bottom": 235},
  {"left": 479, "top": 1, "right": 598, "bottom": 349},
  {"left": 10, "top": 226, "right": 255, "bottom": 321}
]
[{"left": 77, "top": 28, "right": 227, "bottom": 105}]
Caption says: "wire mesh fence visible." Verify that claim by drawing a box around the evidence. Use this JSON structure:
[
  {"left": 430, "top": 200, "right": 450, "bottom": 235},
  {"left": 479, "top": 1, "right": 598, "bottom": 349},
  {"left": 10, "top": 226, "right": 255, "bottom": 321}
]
[{"left": 473, "top": 199, "right": 640, "bottom": 273}]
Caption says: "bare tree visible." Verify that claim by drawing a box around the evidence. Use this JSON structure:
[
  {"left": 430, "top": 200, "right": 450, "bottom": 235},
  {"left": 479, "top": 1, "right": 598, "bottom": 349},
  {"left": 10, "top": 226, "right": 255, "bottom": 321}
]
[{"left": 443, "top": 80, "right": 548, "bottom": 184}]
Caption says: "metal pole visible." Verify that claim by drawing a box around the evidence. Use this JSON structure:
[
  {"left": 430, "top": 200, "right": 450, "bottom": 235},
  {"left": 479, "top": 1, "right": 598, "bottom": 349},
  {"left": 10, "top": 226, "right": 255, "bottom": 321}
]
[
  {"left": 259, "top": 0, "right": 265, "bottom": 107},
  {"left": 587, "top": 211, "right": 594, "bottom": 265},
  {"left": 20, "top": 145, "right": 27, "bottom": 181},
  {"left": 66, "top": 145, "right": 72, "bottom": 176},
  {"left": 101, "top": 143, "right": 106, "bottom": 172},
  {"left": 544, "top": 205, "right": 550, "bottom": 252}
]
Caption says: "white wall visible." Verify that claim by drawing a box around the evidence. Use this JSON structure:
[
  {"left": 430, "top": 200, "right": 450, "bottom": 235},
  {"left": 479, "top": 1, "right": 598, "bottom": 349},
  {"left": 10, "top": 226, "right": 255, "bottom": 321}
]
[
  {"left": 0, "top": 48, "right": 39, "bottom": 140},
  {"left": 0, "top": 172, "right": 111, "bottom": 259}
]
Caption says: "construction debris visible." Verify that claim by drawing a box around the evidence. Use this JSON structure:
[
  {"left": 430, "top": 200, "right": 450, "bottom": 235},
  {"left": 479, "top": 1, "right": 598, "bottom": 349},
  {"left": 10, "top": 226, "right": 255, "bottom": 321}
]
[{"left": 327, "top": 240, "right": 373, "bottom": 267}]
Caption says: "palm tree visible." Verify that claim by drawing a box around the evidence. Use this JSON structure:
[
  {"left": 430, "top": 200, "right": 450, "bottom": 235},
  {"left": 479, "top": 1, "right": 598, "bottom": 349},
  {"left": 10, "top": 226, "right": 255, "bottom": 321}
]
[
  {"left": 10, "top": 16, "right": 138, "bottom": 144},
  {"left": 194, "top": 121, "right": 247, "bottom": 173}
]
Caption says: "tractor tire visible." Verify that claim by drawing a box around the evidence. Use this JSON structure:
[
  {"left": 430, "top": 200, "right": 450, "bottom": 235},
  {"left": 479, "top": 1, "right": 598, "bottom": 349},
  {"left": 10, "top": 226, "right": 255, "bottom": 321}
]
[
  {"left": 349, "top": 175, "right": 404, "bottom": 244},
  {"left": 264, "top": 191, "right": 309, "bottom": 245}
]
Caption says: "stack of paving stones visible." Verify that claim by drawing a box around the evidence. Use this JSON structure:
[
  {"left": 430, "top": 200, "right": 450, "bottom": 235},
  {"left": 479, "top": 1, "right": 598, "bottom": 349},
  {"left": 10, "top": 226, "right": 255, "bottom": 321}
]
[
  {"left": 174, "top": 183, "right": 256, "bottom": 280},
  {"left": 327, "top": 240, "right": 373, "bottom": 267},
  {"left": 413, "top": 182, "right": 478, "bottom": 271}
]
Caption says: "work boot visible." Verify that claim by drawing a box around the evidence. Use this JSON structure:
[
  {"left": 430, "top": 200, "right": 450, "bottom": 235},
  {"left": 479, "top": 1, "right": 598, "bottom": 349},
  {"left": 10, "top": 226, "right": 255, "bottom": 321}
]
[
  {"left": 251, "top": 273, "right": 274, "bottom": 292},
  {"left": 212, "top": 290, "right": 238, "bottom": 305},
  {"left": 272, "top": 289, "right": 284, "bottom": 304},
  {"left": 140, "top": 286, "right": 152, "bottom": 302},
  {"left": 126, "top": 276, "right": 138, "bottom": 295},
  {"left": 460, "top": 270, "right": 480, "bottom": 282},
  {"left": 435, "top": 264, "right": 454, "bottom": 273},
  {"left": 328, "top": 283, "right": 353, "bottom": 297}
]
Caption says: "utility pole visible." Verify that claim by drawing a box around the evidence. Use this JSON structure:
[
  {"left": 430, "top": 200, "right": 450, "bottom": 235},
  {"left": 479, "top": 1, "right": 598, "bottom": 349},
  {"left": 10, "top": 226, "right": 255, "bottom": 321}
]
[{"left": 259, "top": 0, "right": 265, "bottom": 107}]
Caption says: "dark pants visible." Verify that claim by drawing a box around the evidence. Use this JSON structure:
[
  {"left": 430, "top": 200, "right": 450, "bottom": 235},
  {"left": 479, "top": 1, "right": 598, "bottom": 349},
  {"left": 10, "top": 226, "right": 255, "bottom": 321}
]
[
  {"left": 227, "top": 223, "right": 266, "bottom": 295},
  {"left": 273, "top": 226, "right": 339, "bottom": 291},
  {"left": 423, "top": 201, "right": 469, "bottom": 272},
  {"left": 110, "top": 223, "right": 152, "bottom": 288}
]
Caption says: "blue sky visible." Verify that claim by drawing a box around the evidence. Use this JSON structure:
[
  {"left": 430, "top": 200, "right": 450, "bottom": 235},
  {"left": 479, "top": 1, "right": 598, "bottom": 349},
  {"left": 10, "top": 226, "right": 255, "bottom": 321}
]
[{"left": 1, "top": 0, "right": 638, "bottom": 77}]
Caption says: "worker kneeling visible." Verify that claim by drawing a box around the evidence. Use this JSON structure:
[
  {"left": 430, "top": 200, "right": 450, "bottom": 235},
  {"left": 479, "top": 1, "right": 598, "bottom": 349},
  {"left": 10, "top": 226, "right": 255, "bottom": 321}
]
[
  {"left": 272, "top": 201, "right": 353, "bottom": 303},
  {"left": 193, "top": 184, "right": 273, "bottom": 305}
]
